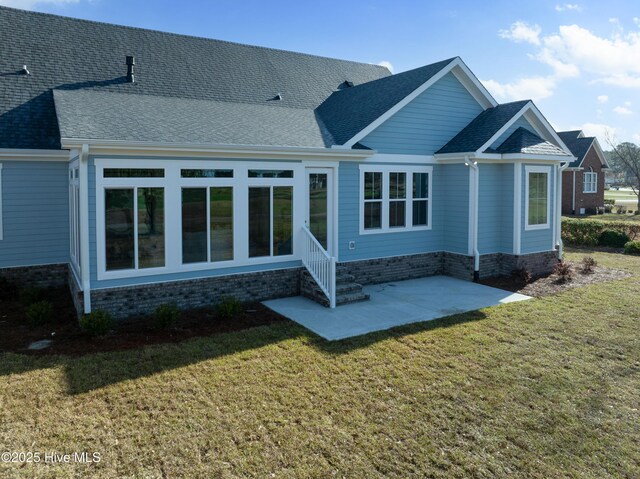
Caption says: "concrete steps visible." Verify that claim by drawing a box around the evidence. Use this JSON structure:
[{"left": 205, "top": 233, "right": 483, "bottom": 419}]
[{"left": 300, "top": 268, "right": 369, "bottom": 307}]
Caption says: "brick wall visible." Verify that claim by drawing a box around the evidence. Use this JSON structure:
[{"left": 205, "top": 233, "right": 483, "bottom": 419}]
[
  {"left": 338, "top": 252, "right": 444, "bottom": 285},
  {"left": 90, "top": 267, "right": 302, "bottom": 319},
  {"left": 0, "top": 263, "right": 68, "bottom": 288},
  {"left": 562, "top": 144, "right": 606, "bottom": 214},
  {"left": 479, "top": 251, "right": 558, "bottom": 279}
]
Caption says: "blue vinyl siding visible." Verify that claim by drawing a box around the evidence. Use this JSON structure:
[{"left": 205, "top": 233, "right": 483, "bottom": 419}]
[
  {"left": 0, "top": 161, "right": 69, "bottom": 268},
  {"left": 336, "top": 162, "right": 470, "bottom": 261},
  {"left": 440, "top": 163, "right": 469, "bottom": 254},
  {"left": 338, "top": 162, "right": 445, "bottom": 261},
  {"left": 490, "top": 116, "right": 536, "bottom": 150},
  {"left": 359, "top": 72, "right": 484, "bottom": 155},
  {"left": 500, "top": 164, "right": 514, "bottom": 252},
  {"left": 521, "top": 164, "right": 555, "bottom": 254},
  {"left": 478, "top": 163, "right": 513, "bottom": 254}
]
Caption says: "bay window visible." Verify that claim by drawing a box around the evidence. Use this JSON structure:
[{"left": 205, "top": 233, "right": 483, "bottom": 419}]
[{"left": 360, "top": 165, "right": 432, "bottom": 233}]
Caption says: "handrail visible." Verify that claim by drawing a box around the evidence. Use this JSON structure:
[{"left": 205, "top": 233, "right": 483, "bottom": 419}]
[{"left": 300, "top": 225, "right": 336, "bottom": 308}]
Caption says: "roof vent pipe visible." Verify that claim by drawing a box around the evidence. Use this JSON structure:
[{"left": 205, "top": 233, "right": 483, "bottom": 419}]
[
  {"left": 126, "top": 56, "right": 135, "bottom": 83},
  {"left": 22, "top": 65, "right": 30, "bottom": 75}
]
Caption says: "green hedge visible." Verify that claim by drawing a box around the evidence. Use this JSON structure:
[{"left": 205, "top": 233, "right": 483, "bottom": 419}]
[{"left": 562, "top": 218, "right": 640, "bottom": 246}]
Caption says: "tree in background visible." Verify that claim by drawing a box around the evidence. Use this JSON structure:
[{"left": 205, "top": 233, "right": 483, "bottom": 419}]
[{"left": 608, "top": 141, "right": 640, "bottom": 211}]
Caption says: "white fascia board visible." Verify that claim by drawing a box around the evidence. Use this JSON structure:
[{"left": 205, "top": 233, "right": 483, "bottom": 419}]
[
  {"left": 365, "top": 153, "right": 436, "bottom": 164},
  {"left": 60, "top": 139, "right": 374, "bottom": 161},
  {"left": 450, "top": 60, "right": 498, "bottom": 109},
  {"left": 0, "top": 149, "right": 69, "bottom": 161},
  {"left": 343, "top": 57, "right": 497, "bottom": 148},
  {"left": 591, "top": 138, "right": 610, "bottom": 168},
  {"left": 524, "top": 103, "right": 573, "bottom": 154},
  {"left": 501, "top": 153, "right": 574, "bottom": 162}
]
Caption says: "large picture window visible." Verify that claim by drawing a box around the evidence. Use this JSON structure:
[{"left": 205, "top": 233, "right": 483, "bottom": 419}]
[
  {"left": 360, "top": 166, "right": 432, "bottom": 233},
  {"left": 105, "top": 187, "right": 165, "bottom": 271},
  {"left": 182, "top": 187, "right": 234, "bottom": 264},
  {"left": 584, "top": 169, "right": 597, "bottom": 193},
  {"left": 249, "top": 186, "right": 293, "bottom": 257},
  {"left": 525, "top": 166, "right": 551, "bottom": 230}
]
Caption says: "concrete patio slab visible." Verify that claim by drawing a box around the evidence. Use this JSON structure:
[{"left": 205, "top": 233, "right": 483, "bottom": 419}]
[{"left": 263, "top": 275, "right": 531, "bottom": 341}]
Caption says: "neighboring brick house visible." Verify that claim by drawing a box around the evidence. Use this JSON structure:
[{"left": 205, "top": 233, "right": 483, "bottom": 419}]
[{"left": 558, "top": 130, "right": 609, "bottom": 215}]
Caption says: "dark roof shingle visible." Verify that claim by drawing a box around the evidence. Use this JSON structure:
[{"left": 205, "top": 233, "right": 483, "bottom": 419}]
[
  {"left": 490, "top": 127, "right": 569, "bottom": 156},
  {"left": 557, "top": 130, "right": 594, "bottom": 167},
  {"left": 53, "top": 90, "right": 335, "bottom": 147},
  {"left": 0, "top": 6, "right": 388, "bottom": 149},
  {"left": 436, "top": 100, "right": 530, "bottom": 154},
  {"left": 316, "top": 58, "right": 456, "bottom": 145}
]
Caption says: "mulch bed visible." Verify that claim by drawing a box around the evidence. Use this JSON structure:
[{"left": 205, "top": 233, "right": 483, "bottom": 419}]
[
  {"left": 481, "top": 261, "right": 631, "bottom": 297},
  {"left": 0, "top": 286, "right": 287, "bottom": 356}
]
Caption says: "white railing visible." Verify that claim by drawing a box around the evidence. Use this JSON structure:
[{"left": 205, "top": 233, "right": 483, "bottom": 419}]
[{"left": 300, "top": 225, "right": 336, "bottom": 308}]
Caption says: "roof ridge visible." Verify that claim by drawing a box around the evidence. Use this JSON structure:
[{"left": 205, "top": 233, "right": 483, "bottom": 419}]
[{"left": 0, "top": 5, "right": 390, "bottom": 72}]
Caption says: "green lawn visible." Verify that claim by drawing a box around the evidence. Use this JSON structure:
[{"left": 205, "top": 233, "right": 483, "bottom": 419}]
[{"left": 1, "top": 250, "right": 639, "bottom": 478}]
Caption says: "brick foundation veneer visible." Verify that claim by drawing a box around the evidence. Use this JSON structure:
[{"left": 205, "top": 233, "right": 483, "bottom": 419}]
[
  {"left": 89, "top": 267, "right": 303, "bottom": 319},
  {"left": 0, "top": 263, "right": 68, "bottom": 288},
  {"left": 479, "top": 251, "right": 559, "bottom": 279}
]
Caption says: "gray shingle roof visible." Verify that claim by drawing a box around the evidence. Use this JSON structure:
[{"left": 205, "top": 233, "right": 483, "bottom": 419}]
[
  {"left": 436, "top": 100, "right": 530, "bottom": 154},
  {"left": 557, "top": 130, "right": 594, "bottom": 167},
  {"left": 316, "top": 58, "right": 457, "bottom": 145},
  {"left": 53, "top": 90, "right": 334, "bottom": 148},
  {"left": 490, "top": 127, "right": 569, "bottom": 156},
  {"left": 0, "top": 6, "right": 389, "bottom": 149}
]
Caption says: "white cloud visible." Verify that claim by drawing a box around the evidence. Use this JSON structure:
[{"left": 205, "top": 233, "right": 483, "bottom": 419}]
[
  {"left": 597, "top": 95, "right": 609, "bottom": 103},
  {"left": 377, "top": 60, "right": 394, "bottom": 73},
  {"left": 634, "top": 17, "right": 640, "bottom": 27},
  {"left": 0, "top": 0, "right": 79, "bottom": 7},
  {"left": 613, "top": 105, "right": 633, "bottom": 115},
  {"left": 482, "top": 76, "right": 556, "bottom": 102},
  {"left": 555, "top": 4, "right": 582, "bottom": 12},
  {"left": 499, "top": 21, "right": 541, "bottom": 45}
]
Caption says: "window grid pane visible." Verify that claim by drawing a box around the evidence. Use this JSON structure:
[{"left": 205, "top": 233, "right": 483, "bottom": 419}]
[
  {"left": 528, "top": 172, "right": 548, "bottom": 225},
  {"left": 210, "top": 187, "right": 233, "bottom": 262},
  {"left": 273, "top": 186, "right": 293, "bottom": 256},
  {"left": 137, "top": 188, "right": 165, "bottom": 269},
  {"left": 249, "top": 187, "right": 271, "bottom": 257},
  {"left": 182, "top": 188, "right": 208, "bottom": 263},
  {"left": 105, "top": 189, "right": 135, "bottom": 271}
]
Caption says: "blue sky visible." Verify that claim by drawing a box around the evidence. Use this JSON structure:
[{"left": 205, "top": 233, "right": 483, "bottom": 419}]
[{"left": 3, "top": 0, "right": 639, "bottom": 145}]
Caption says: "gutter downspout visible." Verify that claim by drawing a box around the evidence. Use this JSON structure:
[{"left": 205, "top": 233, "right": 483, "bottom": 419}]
[
  {"left": 465, "top": 156, "right": 480, "bottom": 281},
  {"left": 572, "top": 170, "right": 576, "bottom": 214},
  {"left": 79, "top": 144, "right": 91, "bottom": 314},
  {"left": 557, "top": 162, "right": 569, "bottom": 259}
]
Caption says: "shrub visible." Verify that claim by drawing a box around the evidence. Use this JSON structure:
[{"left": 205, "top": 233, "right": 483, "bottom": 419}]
[
  {"left": 19, "top": 287, "right": 44, "bottom": 306},
  {"left": 604, "top": 199, "right": 616, "bottom": 206},
  {"left": 598, "top": 229, "right": 630, "bottom": 248},
  {"left": 553, "top": 260, "right": 574, "bottom": 283},
  {"left": 26, "top": 300, "right": 53, "bottom": 325},
  {"left": 153, "top": 303, "right": 180, "bottom": 329},
  {"left": 0, "top": 277, "right": 18, "bottom": 300},
  {"left": 561, "top": 218, "right": 640, "bottom": 246},
  {"left": 511, "top": 267, "right": 532, "bottom": 284},
  {"left": 216, "top": 296, "right": 243, "bottom": 320},
  {"left": 580, "top": 256, "right": 597, "bottom": 274},
  {"left": 80, "top": 310, "right": 113, "bottom": 337},
  {"left": 624, "top": 240, "right": 640, "bottom": 255},
  {"left": 615, "top": 205, "right": 627, "bottom": 214}
]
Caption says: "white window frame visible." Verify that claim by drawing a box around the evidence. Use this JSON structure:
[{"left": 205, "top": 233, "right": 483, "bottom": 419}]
[
  {"left": 95, "top": 158, "right": 303, "bottom": 281},
  {"left": 524, "top": 165, "right": 552, "bottom": 231},
  {"left": 359, "top": 164, "right": 432, "bottom": 235},
  {"left": 583, "top": 169, "right": 597, "bottom": 193},
  {"left": 0, "top": 163, "right": 3, "bottom": 241}
]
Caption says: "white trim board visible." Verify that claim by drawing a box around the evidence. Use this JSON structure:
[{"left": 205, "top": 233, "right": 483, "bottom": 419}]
[{"left": 0, "top": 149, "right": 69, "bottom": 161}]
